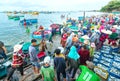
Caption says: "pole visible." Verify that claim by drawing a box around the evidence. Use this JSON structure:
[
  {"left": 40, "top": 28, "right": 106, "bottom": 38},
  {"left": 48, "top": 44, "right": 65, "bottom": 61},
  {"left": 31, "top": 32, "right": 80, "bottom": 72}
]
[{"left": 83, "top": 11, "right": 85, "bottom": 23}]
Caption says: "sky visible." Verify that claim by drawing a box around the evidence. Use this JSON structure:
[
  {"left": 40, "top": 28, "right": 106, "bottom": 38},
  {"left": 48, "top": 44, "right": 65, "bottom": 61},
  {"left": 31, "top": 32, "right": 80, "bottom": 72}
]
[{"left": 0, "top": 0, "right": 111, "bottom": 11}]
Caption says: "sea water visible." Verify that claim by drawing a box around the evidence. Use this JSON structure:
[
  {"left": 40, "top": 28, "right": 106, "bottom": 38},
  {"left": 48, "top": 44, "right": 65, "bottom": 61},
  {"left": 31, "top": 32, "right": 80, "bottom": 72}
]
[{"left": 0, "top": 12, "right": 104, "bottom": 46}]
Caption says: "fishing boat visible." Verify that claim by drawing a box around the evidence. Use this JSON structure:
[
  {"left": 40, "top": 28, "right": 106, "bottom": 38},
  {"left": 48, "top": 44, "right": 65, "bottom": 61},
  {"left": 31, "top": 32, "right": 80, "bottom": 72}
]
[
  {"left": 32, "top": 30, "right": 51, "bottom": 39},
  {"left": 8, "top": 15, "right": 20, "bottom": 20},
  {"left": 50, "top": 24, "right": 63, "bottom": 34},
  {"left": 14, "top": 16, "right": 20, "bottom": 21},
  {"left": 19, "top": 19, "right": 38, "bottom": 26},
  {"left": 68, "top": 25, "right": 79, "bottom": 34},
  {"left": 15, "top": 14, "right": 24, "bottom": 17},
  {"left": 32, "top": 12, "right": 39, "bottom": 15},
  {"left": 8, "top": 15, "right": 15, "bottom": 19}
]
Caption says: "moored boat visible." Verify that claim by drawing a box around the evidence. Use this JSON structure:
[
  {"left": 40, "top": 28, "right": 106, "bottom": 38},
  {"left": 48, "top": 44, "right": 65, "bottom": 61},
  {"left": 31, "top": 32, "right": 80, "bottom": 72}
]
[
  {"left": 50, "top": 24, "right": 63, "bottom": 34},
  {"left": 8, "top": 16, "right": 15, "bottom": 19},
  {"left": 32, "top": 30, "right": 51, "bottom": 39},
  {"left": 14, "top": 16, "right": 20, "bottom": 21},
  {"left": 32, "top": 12, "right": 39, "bottom": 15},
  {"left": 19, "top": 19, "right": 38, "bottom": 26}
]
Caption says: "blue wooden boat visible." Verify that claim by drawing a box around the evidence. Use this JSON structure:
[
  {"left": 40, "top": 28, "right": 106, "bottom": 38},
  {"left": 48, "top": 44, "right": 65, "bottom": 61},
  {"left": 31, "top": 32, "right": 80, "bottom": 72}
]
[
  {"left": 32, "top": 30, "right": 51, "bottom": 39},
  {"left": 19, "top": 19, "right": 38, "bottom": 25}
]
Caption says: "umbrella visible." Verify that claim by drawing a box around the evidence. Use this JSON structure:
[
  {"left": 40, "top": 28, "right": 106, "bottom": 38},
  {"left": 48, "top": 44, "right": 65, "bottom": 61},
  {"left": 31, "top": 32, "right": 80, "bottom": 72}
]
[{"left": 81, "top": 35, "right": 90, "bottom": 40}]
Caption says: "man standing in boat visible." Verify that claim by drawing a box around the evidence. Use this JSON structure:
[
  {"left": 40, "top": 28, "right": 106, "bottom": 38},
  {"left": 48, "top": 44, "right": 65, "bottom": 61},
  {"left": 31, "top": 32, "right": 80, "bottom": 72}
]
[
  {"left": 39, "top": 25, "right": 45, "bottom": 40},
  {"left": 23, "top": 18, "right": 27, "bottom": 27}
]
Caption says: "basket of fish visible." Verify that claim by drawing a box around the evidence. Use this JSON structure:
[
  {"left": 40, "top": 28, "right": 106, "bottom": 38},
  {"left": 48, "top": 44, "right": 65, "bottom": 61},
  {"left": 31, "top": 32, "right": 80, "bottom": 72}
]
[
  {"left": 101, "top": 46, "right": 111, "bottom": 51},
  {"left": 101, "top": 50, "right": 110, "bottom": 54},
  {"left": 114, "top": 56, "right": 120, "bottom": 62},
  {"left": 94, "top": 66, "right": 109, "bottom": 80},
  {"left": 112, "top": 52, "right": 120, "bottom": 56},
  {"left": 103, "top": 53, "right": 114, "bottom": 59},
  {"left": 94, "top": 54, "right": 101, "bottom": 59},
  {"left": 94, "top": 52, "right": 101, "bottom": 55},
  {"left": 93, "top": 58, "right": 99, "bottom": 65},
  {"left": 99, "top": 60, "right": 111, "bottom": 67}
]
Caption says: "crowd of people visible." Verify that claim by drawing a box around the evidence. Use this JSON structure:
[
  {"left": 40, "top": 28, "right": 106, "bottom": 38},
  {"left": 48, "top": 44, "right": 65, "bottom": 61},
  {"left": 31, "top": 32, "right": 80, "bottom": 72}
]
[{"left": 0, "top": 14, "right": 120, "bottom": 81}]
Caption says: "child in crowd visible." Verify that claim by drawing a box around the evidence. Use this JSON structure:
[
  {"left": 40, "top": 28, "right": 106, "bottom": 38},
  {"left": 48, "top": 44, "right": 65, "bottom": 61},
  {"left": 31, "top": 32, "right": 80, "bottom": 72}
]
[{"left": 40, "top": 56, "right": 56, "bottom": 81}]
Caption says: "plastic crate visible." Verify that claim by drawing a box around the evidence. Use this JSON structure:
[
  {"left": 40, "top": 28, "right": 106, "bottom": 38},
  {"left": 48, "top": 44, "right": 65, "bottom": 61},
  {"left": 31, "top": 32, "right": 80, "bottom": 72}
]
[
  {"left": 111, "top": 61, "right": 120, "bottom": 70},
  {"left": 94, "top": 54, "right": 101, "bottom": 59},
  {"left": 101, "top": 50, "right": 110, "bottom": 54},
  {"left": 103, "top": 53, "right": 114, "bottom": 59},
  {"left": 101, "top": 56, "right": 112, "bottom": 63},
  {"left": 93, "top": 58, "right": 99, "bottom": 65},
  {"left": 99, "top": 60, "right": 111, "bottom": 67},
  {"left": 107, "top": 75, "right": 120, "bottom": 81},
  {"left": 97, "top": 63, "right": 109, "bottom": 71},
  {"left": 114, "top": 55, "right": 120, "bottom": 62},
  {"left": 109, "top": 67, "right": 120, "bottom": 79}
]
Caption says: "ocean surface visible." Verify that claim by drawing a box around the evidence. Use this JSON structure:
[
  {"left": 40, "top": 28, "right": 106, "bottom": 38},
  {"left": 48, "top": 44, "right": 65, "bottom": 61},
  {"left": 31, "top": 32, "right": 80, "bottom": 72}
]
[{"left": 0, "top": 12, "right": 104, "bottom": 46}]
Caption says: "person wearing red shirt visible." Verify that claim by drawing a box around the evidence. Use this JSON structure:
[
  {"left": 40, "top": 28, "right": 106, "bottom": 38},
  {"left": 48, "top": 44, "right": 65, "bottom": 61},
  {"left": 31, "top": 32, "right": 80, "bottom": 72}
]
[
  {"left": 7, "top": 45, "right": 25, "bottom": 81},
  {"left": 78, "top": 45, "right": 90, "bottom": 65}
]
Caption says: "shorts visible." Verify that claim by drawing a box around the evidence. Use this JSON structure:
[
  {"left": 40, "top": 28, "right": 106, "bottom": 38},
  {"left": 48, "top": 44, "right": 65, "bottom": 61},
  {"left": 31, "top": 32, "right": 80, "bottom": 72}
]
[{"left": 31, "top": 62, "right": 40, "bottom": 68}]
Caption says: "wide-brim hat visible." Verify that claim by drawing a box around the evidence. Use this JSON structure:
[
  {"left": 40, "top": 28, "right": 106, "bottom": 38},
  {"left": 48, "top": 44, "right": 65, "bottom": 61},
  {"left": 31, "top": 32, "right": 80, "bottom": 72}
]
[
  {"left": 14, "top": 44, "right": 22, "bottom": 52},
  {"left": 113, "top": 25, "right": 120, "bottom": 30},
  {"left": 44, "top": 56, "right": 51, "bottom": 64},
  {"left": 84, "top": 40, "right": 89, "bottom": 45},
  {"left": 81, "top": 35, "right": 90, "bottom": 40},
  {"left": 101, "top": 29, "right": 112, "bottom": 35},
  {"left": 91, "top": 43, "right": 95, "bottom": 47},
  {"left": 83, "top": 26, "right": 87, "bottom": 29},
  {"left": 113, "top": 25, "right": 118, "bottom": 28}
]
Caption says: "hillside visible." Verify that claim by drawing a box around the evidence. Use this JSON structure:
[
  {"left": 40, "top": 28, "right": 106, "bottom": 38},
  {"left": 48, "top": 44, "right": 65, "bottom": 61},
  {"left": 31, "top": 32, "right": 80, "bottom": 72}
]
[{"left": 101, "top": 0, "right": 120, "bottom": 12}]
